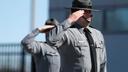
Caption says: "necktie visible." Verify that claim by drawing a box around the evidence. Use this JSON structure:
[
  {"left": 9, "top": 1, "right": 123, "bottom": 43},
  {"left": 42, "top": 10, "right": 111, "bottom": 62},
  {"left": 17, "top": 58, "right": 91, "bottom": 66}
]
[{"left": 84, "top": 28, "right": 97, "bottom": 72}]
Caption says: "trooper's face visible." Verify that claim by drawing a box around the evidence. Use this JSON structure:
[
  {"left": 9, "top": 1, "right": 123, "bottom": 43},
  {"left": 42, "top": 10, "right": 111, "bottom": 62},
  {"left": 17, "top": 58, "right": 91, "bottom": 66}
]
[
  {"left": 83, "top": 10, "right": 92, "bottom": 22},
  {"left": 77, "top": 10, "right": 92, "bottom": 28}
]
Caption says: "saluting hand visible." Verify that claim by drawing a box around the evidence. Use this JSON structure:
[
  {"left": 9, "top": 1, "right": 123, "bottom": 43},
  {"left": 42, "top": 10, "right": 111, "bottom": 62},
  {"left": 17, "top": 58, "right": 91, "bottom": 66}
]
[
  {"left": 38, "top": 25, "right": 55, "bottom": 33},
  {"left": 67, "top": 10, "right": 84, "bottom": 24}
]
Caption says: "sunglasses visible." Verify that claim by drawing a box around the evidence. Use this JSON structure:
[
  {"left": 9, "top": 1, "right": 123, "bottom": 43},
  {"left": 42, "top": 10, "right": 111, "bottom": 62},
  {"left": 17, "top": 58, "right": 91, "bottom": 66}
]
[{"left": 84, "top": 10, "right": 92, "bottom": 14}]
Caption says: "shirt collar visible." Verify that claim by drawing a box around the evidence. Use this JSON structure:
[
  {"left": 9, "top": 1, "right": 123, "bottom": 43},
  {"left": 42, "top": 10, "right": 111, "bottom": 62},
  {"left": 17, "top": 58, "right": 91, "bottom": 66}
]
[
  {"left": 72, "top": 23, "right": 92, "bottom": 33},
  {"left": 71, "top": 23, "right": 92, "bottom": 33}
]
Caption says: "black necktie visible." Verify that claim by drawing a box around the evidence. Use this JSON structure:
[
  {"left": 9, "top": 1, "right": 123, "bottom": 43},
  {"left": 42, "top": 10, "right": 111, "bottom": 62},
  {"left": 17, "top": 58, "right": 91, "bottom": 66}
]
[{"left": 84, "top": 28, "right": 97, "bottom": 72}]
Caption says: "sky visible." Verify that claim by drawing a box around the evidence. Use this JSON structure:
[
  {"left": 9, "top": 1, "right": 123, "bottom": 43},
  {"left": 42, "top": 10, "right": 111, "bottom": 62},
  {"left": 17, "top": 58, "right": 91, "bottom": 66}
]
[{"left": 0, "top": 0, "right": 49, "bottom": 43}]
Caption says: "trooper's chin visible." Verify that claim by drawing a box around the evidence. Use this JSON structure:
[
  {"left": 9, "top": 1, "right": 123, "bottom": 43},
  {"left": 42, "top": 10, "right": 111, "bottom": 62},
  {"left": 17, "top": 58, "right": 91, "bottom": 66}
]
[
  {"left": 81, "top": 16, "right": 92, "bottom": 23},
  {"left": 83, "top": 20, "right": 91, "bottom": 28},
  {"left": 86, "top": 17, "right": 92, "bottom": 23}
]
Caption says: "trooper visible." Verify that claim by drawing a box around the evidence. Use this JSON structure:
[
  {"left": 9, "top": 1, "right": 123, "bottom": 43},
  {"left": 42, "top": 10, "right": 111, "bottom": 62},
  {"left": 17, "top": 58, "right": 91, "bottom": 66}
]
[
  {"left": 46, "top": 0, "right": 107, "bottom": 72},
  {"left": 21, "top": 19, "right": 61, "bottom": 72}
]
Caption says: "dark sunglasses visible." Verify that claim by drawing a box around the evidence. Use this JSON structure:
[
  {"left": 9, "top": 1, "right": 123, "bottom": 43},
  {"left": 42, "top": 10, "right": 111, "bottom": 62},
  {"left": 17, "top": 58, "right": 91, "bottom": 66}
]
[{"left": 84, "top": 10, "right": 92, "bottom": 14}]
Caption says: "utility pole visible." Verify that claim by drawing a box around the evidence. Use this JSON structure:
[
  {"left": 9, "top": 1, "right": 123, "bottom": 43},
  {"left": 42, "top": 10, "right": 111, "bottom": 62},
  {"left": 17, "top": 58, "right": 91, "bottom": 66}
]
[
  {"left": 31, "top": 0, "right": 36, "bottom": 72},
  {"left": 31, "top": 0, "right": 36, "bottom": 31}
]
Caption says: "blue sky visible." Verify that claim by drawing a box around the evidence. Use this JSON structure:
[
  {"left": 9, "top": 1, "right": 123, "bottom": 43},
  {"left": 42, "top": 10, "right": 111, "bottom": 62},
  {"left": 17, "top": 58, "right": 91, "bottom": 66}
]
[{"left": 0, "top": 0, "right": 49, "bottom": 43}]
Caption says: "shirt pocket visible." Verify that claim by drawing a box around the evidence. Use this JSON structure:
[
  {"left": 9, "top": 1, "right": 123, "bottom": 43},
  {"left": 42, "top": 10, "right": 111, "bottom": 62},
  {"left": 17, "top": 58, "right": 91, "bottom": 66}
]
[
  {"left": 95, "top": 40, "right": 105, "bottom": 62},
  {"left": 95, "top": 40, "right": 104, "bottom": 58},
  {"left": 74, "top": 40, "right": 89, "bottom": 57},
  {"left": 46, "top": 50, "right": 60, "bottom": 65},
  {"left": 46, "top": 50, "right": 59, "bottom": 56},
  {"left": 95, "top": 40, "right": 104, "bottom": 49}
]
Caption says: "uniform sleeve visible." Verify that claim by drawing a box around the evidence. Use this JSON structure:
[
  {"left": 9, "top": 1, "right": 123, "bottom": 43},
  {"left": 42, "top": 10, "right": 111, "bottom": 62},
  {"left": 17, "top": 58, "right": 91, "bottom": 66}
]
[
  {"left": 99, "top": 32, "right": 107, "bottom": 72},
  {"left": 46, "top": 19, "right": 71, "bottom": 46},
  {"left": 21, "top": 28, "right": 45, "bottom": 55},
  {"left": 53, "top": 32, "right": 67, "bottom": 48}
]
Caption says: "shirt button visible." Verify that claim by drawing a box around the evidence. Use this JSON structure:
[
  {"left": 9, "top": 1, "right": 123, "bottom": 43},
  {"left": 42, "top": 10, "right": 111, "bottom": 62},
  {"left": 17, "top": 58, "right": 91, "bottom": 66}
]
[{"left": 91, "top": 44, "right": 94, "bottom": 47}]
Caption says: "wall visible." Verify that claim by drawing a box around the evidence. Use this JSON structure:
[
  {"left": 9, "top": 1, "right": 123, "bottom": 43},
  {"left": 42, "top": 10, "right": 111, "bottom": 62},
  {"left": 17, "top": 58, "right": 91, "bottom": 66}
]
[{"left": 105, "top": 35, "right": 128, "bottom": 72}]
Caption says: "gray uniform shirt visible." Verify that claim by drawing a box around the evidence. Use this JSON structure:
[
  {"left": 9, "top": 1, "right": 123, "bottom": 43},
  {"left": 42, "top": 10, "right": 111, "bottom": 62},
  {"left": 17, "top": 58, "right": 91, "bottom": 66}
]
[
  {"left": 48, "top": 21, "right": 107, "bottom": 72},
  {"left": 21, "top": 20, "right": 71, "bottom": 72}
]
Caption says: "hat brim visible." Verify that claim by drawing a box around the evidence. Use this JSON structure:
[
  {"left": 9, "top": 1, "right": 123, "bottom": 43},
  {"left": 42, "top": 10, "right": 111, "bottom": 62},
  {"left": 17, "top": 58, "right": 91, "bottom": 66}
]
[{"left": 65, "top": 7, "right": 101, "bottom": 11}]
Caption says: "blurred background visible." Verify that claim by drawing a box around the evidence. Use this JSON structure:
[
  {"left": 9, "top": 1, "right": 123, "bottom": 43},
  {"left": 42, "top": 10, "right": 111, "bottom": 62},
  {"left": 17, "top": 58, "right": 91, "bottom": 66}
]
[{"left": 0, "top": 0, "right": 128, "bottom": 72}]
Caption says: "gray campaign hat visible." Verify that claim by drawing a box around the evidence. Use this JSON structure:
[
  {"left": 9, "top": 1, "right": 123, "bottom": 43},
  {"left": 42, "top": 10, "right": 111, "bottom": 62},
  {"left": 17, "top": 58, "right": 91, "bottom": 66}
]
[{"left": 67, "top": 0, "right": 100, "bottom": 11}]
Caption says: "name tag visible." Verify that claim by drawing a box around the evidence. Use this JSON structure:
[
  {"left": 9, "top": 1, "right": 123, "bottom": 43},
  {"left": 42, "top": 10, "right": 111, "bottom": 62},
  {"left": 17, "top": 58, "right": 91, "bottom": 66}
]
[{"left": 75, "top": 40, "right": 88, "bottom": 47}]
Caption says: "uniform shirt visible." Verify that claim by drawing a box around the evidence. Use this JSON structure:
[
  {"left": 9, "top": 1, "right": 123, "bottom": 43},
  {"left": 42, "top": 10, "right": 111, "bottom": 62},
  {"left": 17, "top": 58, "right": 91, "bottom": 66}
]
[
  {"left": 21, "top": 20, "right": 70, "bottom": 72},
  {"left": 48, "top": 21, "right": 107, "bottom": 72}
]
